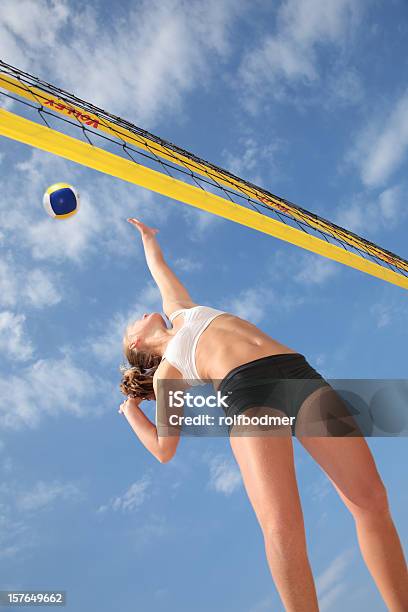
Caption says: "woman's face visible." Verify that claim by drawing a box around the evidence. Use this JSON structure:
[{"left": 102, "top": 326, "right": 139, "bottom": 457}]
[{"left": 127, "top": 312, "right": 166, "bottom": 348}]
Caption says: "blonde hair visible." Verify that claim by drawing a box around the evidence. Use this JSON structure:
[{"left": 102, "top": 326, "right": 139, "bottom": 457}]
[{"left": 119, "top": 324, "right": 161, "bottom": 399}]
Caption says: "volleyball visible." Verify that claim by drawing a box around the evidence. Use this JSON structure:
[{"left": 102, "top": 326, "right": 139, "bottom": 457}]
[{"left": 43, "top": 183, "right": 79, "bottom": 218}]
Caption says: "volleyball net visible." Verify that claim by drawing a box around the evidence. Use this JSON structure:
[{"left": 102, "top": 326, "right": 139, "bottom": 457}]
[{"left": 1, "top": 59, "right": 407, "bottom": 290}]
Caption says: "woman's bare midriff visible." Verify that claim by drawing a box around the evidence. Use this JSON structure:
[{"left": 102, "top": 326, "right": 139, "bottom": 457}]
[{"left": 194, "top": 313, "right": 298, "bottom": 389}]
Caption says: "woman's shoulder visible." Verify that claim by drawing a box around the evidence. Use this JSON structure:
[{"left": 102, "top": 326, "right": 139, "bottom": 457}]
[
  {"left": 154, "top": 357, "right": 184, "bottom": 380},
  {"left": 153, "top": 358, "right": 191, "bottom": 395},
  {"left": 164, "top": 300, "right": 199, "bottom": 321}
]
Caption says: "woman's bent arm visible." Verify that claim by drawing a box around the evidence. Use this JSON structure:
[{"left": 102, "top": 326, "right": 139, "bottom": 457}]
[{"left": 121, "top": 398, "right": 179, "bottom": 463}]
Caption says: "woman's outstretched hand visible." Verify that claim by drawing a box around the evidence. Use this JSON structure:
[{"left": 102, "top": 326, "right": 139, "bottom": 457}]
[{"left": 127, "top": 218, "right": 159, "bottom": 239}]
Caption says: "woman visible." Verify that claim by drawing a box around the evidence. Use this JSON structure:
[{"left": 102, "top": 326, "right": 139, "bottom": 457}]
[{"left": 119, "top": 217, "right": 407, "bottom": 612}]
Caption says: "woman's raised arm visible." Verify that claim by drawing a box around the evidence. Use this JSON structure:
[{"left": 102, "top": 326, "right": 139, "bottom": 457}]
[{"left": 127, "top": 218, "right": 196, "bottom": 317}]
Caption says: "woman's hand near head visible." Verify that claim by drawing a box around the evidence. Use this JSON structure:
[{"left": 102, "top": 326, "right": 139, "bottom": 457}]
[
  {"left": 118, "top": 393, "right": 155, "bottom": 415},
  {"left": 119, "top": 393, "right": 177, "bottom": 463},
  {"left": 118, "top": 396, "right": 141, "bottom": 415}
]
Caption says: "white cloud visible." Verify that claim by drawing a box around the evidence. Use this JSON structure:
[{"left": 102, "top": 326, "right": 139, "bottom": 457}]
[
  {"left": 0, "top": 355, "right": 112, "bottom": 430},
  {"left": 16, "top": 480, "right": 81, "bottom": 512},
  {"left": 278, "top": 0, "right": 361, "bottom": 52},
  {"left": 0, "top": 256, "right": 61, "bottom": 309},
  {"left": 222, "top": 272, "right": 308, "bottom": 324},
  {"left": 173, "top": 257, "right": 203, "bottom": 273},
  {"left": 325, "top": 68, "right": 364, "bottom": 109},
  {"left": 0, "top": 0, "right": 248, "bottom": 256},
  {"left": 0, "top": 148, "right": 166, "bottom": 266},
  {"left": 369, "top": 300, "right": 408, "bottom": 330},
  {"left": 347, "top": 90, "right": 408, "bottom": 187},
  {"left": 222, "top": 136, "right": 284, "bottom": 186},
  {"left": 0, "top": 151, "right": 99, "bottom": 265},
  {"left": 208, "top": 454, "right": 242, "bottom": 495},
  {"left": 378, "top": 186, "right": 403, "bottom": 220},
  {"left": 307, "top": 474, "right": 332, "bottom": 503},
  {"left": 86, "top": 282, "right": 162, "bottom": 365},
  {"left": 1, "top": 456, "right": 13, "bottom": 474},
  {"left": 320, "top": 582, "right": 348, "bottom": 612},
  {"left": 334, "top": 185, "right": 405, "bottom": 235},
  {"left": 267, "top": 248, "right": 337, "bottom": 288},
  {"left": 225, "top": 286, "right": 269, "bottom": 324},
  {"left": 24, "top": 268, "right": 62, "bottom": 307},
  {"left": 316, "top": 547, "right": 355, "bottom": 612},
  {"left": 0, "top": 0, "right": 69, "bottom": 69},
  {"left": 249, "top": 596, "right": 275, "bottom": 612},
  {"left": 88, "top": 311, "right": 135, "bottom": 365},
  {"left": 0, "top": 311, "right": 34, "bottom": 361},
  {"left": 130, "top": 514, "right": 170, "bottom": 549},
  {"left": 0, "top": 511, "right": 31, "bottom": 560},
  {"left": 0, "top": 441, "right": 13, "bottom": 474},
  {"left": 23, "top": 190, "right": 103, "bottom": 265},
  {"left": 0, "top": 94, "right": 15, "bottom": 111},
  {"left": 0, "top": 0, "right": 69, "bottom": 50},
  {"left": 180, "top": 204, "right": 222, "bottom": 242},
  {"left": 370, "top": 302, "right": 392, "bottom": 329},
  {"left": 314, "top": 353, "right": 327, "bottom": 368},
  {"left": 98, "top": 476, "right": 151, "bottom": 513},
  {"left": 239, "top": 0, "right": 363, "bottom": 108},
  {"left": 0, "top": 260, "right": 18, "bottom": 307},
  {"left": 0, "top": 475, "right": 81, "bottom": 559},
  {"left": 294, "top": 255, "right": 339, "bottom": 285},
  {"left": 0, "top": 0, "right": 245, "bottom": 127}
]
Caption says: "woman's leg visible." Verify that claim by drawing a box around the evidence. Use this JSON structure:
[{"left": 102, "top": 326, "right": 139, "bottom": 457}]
[
  {"left": 229, "top": 416, "right": 319, "bottom": 612},
  {"left": 297, "top": 403, "right": 408, "bottom": 612}
]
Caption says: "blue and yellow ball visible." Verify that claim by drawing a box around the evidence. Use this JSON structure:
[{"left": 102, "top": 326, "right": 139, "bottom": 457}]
[{"left": 43, "top": 183, "right": 79, "bottom": 218}]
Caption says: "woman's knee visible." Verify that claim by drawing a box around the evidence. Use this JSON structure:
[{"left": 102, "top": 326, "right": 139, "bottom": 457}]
[{"left": 342, "top": 478, "right": 390, "bottom": 516}]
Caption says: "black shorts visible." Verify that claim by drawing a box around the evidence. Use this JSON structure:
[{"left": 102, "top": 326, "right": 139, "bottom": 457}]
[{"left": 218, "top": 353, "right": 357, "bottom": 436}]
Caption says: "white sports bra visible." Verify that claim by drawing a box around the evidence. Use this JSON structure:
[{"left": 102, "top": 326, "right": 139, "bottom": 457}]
[{"left": 162, "top": 305, "right": 226, "bottom": 385}]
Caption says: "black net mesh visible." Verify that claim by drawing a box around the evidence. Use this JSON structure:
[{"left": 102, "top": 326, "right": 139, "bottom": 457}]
[{"left": 1, "top": 59, "right": 407, "bottom": 281}]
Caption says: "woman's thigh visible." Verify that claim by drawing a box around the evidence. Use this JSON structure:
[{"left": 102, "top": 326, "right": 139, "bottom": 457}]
[
  {"left": 291, "top": 384, "right": 388, "bottom": 513},
  {"left": 297, "top": 432, "right": 388, "bottom": 514},
  {"left": 229, "top": 423, "right": 306, "bottom": 534}
]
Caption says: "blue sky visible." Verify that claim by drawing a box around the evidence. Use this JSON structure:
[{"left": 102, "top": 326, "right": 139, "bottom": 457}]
[{"left": 0, "top": 0, "right": 407, "bottom": 610}]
